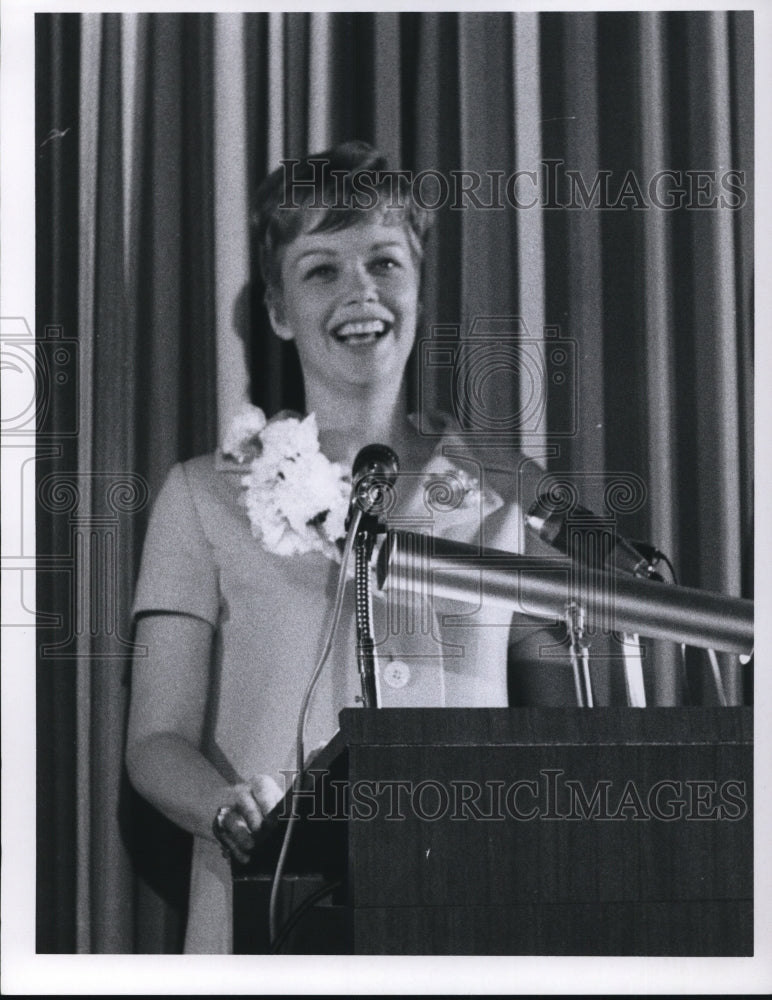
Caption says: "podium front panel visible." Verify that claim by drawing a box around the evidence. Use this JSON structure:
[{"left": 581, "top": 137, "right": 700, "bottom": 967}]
[{"left": 235, "top": 708, "right": 752, "bottom": 955}]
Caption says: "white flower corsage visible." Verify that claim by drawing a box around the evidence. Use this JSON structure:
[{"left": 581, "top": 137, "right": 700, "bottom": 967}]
[{"left": 223, "top": 404, "right": 350, "bottom": 559}]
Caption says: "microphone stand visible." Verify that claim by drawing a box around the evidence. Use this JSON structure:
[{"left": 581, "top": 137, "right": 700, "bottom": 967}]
[
  {"left": 565, "top": 601, "right": 593, "bottom": 707},
  {"left": 346, "top": 443, "right": 399, "bottom": 710},
  {"left": 354, "top": 519, "right": 380, "bottom": 708}
]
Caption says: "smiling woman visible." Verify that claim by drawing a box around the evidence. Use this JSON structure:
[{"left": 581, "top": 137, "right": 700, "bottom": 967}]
[{"left": 125, "top": 140, "right": 548, "bottom": 953}]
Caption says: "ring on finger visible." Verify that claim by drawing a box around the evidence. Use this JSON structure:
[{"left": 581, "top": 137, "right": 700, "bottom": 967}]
[{"left": 213, "top": 805, "right": 234, "bottom": 858}]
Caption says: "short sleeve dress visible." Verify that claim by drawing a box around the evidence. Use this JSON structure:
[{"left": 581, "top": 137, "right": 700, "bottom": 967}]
[{"left": 132, "top": 418, "right": 545, "bottom": 953}]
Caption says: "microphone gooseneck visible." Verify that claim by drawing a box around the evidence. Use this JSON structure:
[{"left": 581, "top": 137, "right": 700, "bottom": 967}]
[{"left": 348, "top": 444, "right": 400, "bottom": 708}]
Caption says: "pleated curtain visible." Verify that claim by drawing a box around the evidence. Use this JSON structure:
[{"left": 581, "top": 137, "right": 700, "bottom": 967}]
[{"left": 35, "top": 10, "right": 753, "bottom": 953}]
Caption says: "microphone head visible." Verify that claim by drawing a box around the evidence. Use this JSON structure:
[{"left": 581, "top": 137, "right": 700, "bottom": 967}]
[
  {"left": 526, "top": 495, "right": 650, "bottom": 577},
  {"left": 525, "top": 495, "right": 566, "bottom": 552},
  {"left": 525, "top": 495, "right": 591, "bottom": 550},
  {"left": 351, "top": 443, "right": 400, "bottom": 484},
  {"left": 349, "top": 444, "right": 400, "bottom": 524}
]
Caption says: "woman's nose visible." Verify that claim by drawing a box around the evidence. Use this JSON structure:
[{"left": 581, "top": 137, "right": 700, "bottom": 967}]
[{"left": 344, "top": 264, "right": 378, "bottom": 303}]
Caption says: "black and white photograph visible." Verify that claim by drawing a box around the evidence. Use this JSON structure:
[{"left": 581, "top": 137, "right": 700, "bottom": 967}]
[{"left": 1, "top": 0, "right": 770, "bottom": 994}]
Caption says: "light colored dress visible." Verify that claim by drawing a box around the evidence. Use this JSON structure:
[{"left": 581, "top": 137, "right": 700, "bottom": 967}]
[{"left": 132, "top": 418, "right": 543, "bottom": 952}]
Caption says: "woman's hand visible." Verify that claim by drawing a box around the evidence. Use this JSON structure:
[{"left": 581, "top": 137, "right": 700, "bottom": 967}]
[
  {"left": 213, "top": 746, "right": 328, "bottom": 863},
  {"left": 212, "top": 775, "right": 285, "bottom": 864}
]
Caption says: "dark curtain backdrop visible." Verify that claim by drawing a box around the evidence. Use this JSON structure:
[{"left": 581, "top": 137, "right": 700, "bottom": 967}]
[{"left": 35, "top": 10, "right": 753, "bottom": 953}]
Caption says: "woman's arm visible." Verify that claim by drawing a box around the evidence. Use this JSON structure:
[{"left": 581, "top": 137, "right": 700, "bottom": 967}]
[{"left": 126, "top": 612, "right": 282, "bottom": 861}]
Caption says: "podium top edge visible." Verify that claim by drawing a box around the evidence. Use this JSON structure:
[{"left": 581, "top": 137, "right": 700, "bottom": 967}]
[{"left": 335, "top": 707, "right": 753, "bottom": 747}]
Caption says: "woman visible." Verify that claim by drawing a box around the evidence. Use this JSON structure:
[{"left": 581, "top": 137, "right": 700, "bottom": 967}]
[{"left": 126, "top": 141, "right": 547, "bottom": 954}]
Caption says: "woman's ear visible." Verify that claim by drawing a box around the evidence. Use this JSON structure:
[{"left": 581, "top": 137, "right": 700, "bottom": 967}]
[{"left": 267, "top": 295, "right": 294, "bottom": 342}]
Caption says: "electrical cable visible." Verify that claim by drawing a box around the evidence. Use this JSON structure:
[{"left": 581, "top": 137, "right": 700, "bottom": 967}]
[
  {"left": 658, "top": 551, "right": 678, "bottom": 585},
  {"left": 269, "top": 879, "right": 344, "bottom": 955},
  {"left": 267, "top": 507, "right": 362, "bottom": 947}
]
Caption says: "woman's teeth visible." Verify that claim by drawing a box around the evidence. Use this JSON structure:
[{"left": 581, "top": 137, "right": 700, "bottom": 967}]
[{"left": 332, "top": 320, "right": 390, "bottom": 344}]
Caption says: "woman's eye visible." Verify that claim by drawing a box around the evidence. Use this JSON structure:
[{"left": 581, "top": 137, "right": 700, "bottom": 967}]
[
  {"left": 310, "top": 265, "right": 334, "bottom": 279},
  {"left": 371, "top": 257, "right": 400, "bottom": 273},
  {"left": 305, "top": 263, "right": 336, "bottom": 281}
]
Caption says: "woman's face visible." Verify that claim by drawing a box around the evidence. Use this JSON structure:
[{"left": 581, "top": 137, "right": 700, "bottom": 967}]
[{"left": 269, "top": 215, "right": 421, "bottom": 394}]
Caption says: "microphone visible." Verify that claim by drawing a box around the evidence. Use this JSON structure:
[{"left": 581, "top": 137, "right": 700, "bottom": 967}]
[
  {"left": 346, "top": 444, "right": 400, "bottom": 530},
  {"left": 525, "top": 495, "right": 661, "bottom": 579},
  {"left": 347, "top": 445, "right": 399, "bottom": 709}
]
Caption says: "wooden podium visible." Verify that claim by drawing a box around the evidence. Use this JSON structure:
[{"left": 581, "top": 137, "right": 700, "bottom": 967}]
[{"left": 233, "top": 707, "right": 752, "bottom": 955}]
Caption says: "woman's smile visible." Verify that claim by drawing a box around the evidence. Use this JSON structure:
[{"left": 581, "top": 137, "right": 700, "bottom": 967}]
[{"left": 329, "top": 317, "right": 392, "bottom": 346}]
